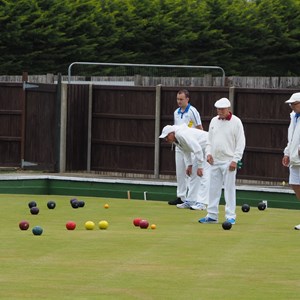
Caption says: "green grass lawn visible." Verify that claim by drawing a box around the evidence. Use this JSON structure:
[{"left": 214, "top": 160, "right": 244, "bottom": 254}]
[{"left": 1, "top": 194, "right": 300, "bottom": 300}]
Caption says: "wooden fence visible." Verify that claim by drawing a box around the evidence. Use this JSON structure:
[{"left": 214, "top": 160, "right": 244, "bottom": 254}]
[
  {"left": 0, "top": 80, "right": 298, "bottom": 182},
  {"left": 1, "top": 74, "right": 300, "bottom": 88}
]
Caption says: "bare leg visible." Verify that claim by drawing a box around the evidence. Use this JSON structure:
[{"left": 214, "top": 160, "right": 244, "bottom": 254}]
[{"left": 291, "top": 184, "right": 300, "bottom": 200}]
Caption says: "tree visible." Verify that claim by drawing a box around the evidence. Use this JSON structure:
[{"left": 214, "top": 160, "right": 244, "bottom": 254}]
[{"left": 0, "top": 0, "right": 300, "bottom": 75}]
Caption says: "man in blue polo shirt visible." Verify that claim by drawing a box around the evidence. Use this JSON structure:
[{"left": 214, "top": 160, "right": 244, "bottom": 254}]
[{"left": 168, "top": 89, "right": 204, "bottom": 210}]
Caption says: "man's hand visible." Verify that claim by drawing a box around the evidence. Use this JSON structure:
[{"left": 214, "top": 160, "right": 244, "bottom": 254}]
[
  {"left": 207, "top": 154, "right": 214, "bottom": 165},
  {"left": 186, "top": 165, "right": 192, "bottom": 176},
  {"left": 197, "top": 168, "right": 203, "bottom": 177},
  {"left": 229, "top": 161, "right": 237, "bottom": 171},
  {"left": 282, "top": 155, "right": 290, "bottom": 167}
]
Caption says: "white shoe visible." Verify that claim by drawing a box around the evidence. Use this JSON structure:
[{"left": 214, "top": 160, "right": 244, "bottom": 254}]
[
  {"left": 294, "top": 224, "right": 300, "bottom": 230},
  {"left": 176, "top": 201, "right": 191, "bottom": 209},
  {"left": 190, "top": 202, "right": 207, "bottom": 210}
]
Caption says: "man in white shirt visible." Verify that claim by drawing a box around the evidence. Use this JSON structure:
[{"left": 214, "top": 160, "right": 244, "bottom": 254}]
[
  {"left": 199, "top": 98, "right": 246, "bottom": 225},
  {"left": 168, "top": 89, "right": 203, "bottom": 208},
  {"left": 159, "top": 124, "right": 210, "bottom": 210},
  {"left": 282, "top": 92, "right": 300, "bottom": 230}
]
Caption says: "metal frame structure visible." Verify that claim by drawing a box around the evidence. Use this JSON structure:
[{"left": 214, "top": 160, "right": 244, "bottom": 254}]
[{"left": 67, "top": 62, "right": 226, "bottom": 86}]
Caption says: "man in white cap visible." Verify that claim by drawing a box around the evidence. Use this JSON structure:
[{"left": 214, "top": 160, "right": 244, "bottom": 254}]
[
  {"left": 199, "top": 98, "right": 245, "bottom": 225},
  {"left": 159, "top": 124, "right": 210, "bottom": 210},
  {"left": 282, "top": 92, "right": 300, "bottom": 230}
]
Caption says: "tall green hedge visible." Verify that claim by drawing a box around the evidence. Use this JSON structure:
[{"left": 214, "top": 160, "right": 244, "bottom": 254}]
[{"left": 0, "top": 0, "right": 299, "bottom": 75}]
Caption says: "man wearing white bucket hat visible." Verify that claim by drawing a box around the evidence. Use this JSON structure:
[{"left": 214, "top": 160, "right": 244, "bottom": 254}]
[
  {"left": 199, "top": 98, "right": 246, "bottom": 225},
  {"left": 159, "top": 124, "right": 210, "bottom": 210},
  {"left": 282, "top": 92, "right": 300, "bottom": 229}
]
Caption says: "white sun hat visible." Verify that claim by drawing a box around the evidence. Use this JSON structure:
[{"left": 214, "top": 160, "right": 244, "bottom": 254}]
[
  {"left": 285, "top": 92, "right": 300, "bottom": 104},
  {"left": 214, "top": 98, "right": 231, "bottom": 108},
  {"left": 159, "top": 125, "right": 177, "bottom": 138}
]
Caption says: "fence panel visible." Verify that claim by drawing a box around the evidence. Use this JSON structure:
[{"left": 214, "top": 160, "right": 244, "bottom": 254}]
[
  {"left": 0, "top": 83, "right": 22, "bottom": 167},
  {"left": 24, "top": 84, "right": 58, "bottom": 171},
  {"left": 91, "top": 86, "right": 156, "bottom": 174},
  {"left": 234, "top": 88, "right": 295, "bottom": 181},
  {"left": 66, "top": 84, "right": 90, "bottom": 171}
]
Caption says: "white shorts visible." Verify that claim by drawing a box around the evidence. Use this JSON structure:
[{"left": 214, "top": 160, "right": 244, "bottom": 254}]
[{"left": 289, "top": 165, "right": 300, "bottom": 185}]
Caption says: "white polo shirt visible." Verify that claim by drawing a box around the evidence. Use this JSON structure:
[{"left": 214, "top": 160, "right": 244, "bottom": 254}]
[{"left": 173, "top": 103, "right": 202, "bottom": 128}]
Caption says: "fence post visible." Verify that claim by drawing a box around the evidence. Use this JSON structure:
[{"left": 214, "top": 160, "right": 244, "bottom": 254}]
[
  {"left": 229, "top": 86, "right": 235, "bottom": 114},
  {"left": 59, "top": 83, "right": 68, "bottom": 173},
  {"left": 54, "top": 74, "right": 62, "bottom": 172},
  {"left": 154, "top": 84, "right": 162, "bottom": 178},
  {"left": 134, "top": 74, "right": 142, "bottom": 86},
  {"left": 46, "top": 73, "right": 54, "bottom": 83},
  {"left": 204, "top": 74, "right": 213, "bottom": 86},
  {"left": 87, "top": 84, "right": 93, "bottom": 172},
  {"left": 20, "top": 72, "right": 28, "bottom": 168}
]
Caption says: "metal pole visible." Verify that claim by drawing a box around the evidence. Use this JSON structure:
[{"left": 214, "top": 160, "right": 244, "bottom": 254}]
[{"left": 68, "top": 62, "right": 226, "bottom": 86}]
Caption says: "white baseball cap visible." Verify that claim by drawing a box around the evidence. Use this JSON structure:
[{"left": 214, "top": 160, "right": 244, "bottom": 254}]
[
  {"left": 285, "top": 92, "right": 300, "bottom": 104},
  {"left": 214, "top": 98, "right": 231, "bottom": 108},
  {"left": 159, "top": 125, "right": 177, "bottom": 138}
]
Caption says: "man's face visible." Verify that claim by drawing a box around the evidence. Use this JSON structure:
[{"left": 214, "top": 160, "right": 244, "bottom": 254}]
[
  {"left": 176, "top": 92, "right": 189, "bottom": 109},
  {"left": 290, "top": 102, "right": 300, "bottom": 113},
  {"left": 165, "top": 132, "right": 176, "bottom": 143},
  {"left": 217, "top": 107, "right": 230, "bottom": 119}
]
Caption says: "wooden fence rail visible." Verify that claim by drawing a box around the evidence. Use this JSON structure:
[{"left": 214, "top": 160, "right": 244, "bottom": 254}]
[{"left": 1, "top": 74, "right": 300, "bottom": 89}]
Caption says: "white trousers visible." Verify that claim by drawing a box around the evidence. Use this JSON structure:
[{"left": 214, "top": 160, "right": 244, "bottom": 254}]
[
  {"left": 207, "top": 161, "right": 237, "bottom": 220},
  {"left": 175, "top": 148, "right": 189, "bottom": 201},
  {"left": 186, "top": 159, "right": 210, "bottom": 205}
]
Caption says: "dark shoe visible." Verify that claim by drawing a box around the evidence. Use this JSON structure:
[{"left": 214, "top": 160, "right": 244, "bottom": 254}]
[{"left": 168, "top": 197, "right": 183, "bottom": 205}]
